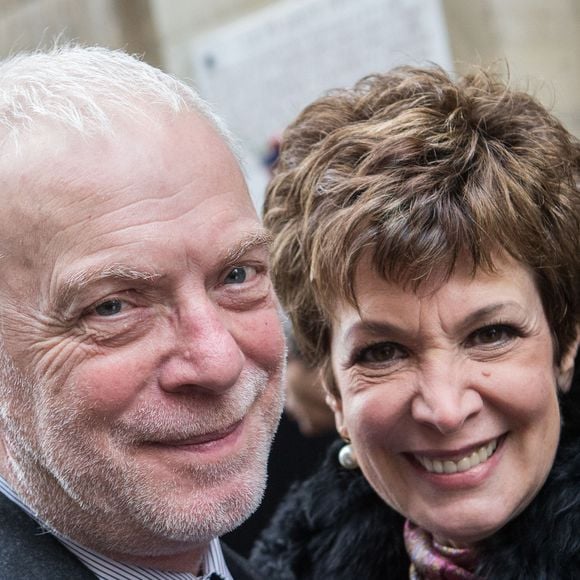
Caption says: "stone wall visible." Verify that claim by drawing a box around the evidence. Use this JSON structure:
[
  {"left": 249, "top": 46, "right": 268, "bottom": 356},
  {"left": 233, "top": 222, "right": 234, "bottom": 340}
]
[
  {"left": 444, "top": 0, "right": 579, "bottom": 135},
  {"left": 0, "top": 0, "right": 161, "bottom": 67},
  {"left": 0, "top": 0, "right": 577, "bottom": 134}
]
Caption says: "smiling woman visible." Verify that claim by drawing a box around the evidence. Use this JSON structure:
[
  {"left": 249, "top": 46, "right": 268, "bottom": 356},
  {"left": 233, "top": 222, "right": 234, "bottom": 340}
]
[{"left": 251, "top": 66, "right": 580, "bottom": 579}]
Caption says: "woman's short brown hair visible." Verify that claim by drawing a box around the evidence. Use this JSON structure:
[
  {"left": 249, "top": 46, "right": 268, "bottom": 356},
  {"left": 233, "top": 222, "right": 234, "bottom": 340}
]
[{"left": 264, "top": 66, "right": 580, "bottom": 385}]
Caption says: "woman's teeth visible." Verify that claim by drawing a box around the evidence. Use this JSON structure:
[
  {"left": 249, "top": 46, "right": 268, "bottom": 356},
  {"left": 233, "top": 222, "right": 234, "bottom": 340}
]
[{"left": 414, "top": 438, "right": 498, "bottom": 474}]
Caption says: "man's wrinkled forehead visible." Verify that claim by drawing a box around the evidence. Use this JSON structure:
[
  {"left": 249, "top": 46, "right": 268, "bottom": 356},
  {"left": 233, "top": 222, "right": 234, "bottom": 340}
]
[
  {"left": 0, "top": 127, "right": 82, "bottom": 267},
  {"left": 0, "top": 112, "right": 242, "bottom": 280},
  {"left": 0, "top": 107, "right": 235, "bottom": 227}
]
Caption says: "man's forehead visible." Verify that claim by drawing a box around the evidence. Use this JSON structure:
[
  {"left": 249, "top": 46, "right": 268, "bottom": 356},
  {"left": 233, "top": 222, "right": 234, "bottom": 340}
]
[
  {"left": 0, "top": 109, "right": 253, "bottom": 284},
  {"left": 0, "top": 108, "right": 245, "bottom": 214}
]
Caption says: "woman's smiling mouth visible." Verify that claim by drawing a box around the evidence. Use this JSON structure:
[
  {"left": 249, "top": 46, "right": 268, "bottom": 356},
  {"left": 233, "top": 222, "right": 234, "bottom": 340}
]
[{"left": 411, "top": 436, "right": 502, "bottom": 474}]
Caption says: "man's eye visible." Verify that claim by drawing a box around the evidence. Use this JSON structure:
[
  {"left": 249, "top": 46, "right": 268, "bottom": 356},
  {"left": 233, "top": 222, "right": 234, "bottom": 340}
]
[
  {"left": 353, "top": 342, "right": 406, "bottom": 365},
  {"left": 94, "top": 299, "right": 124, "bottom": 317},
  {"left": 466, "top": 324, "right": 518, "bottom": 347},
  {"left": 224, "top": 266, "right": 256, "bottom": 285}
]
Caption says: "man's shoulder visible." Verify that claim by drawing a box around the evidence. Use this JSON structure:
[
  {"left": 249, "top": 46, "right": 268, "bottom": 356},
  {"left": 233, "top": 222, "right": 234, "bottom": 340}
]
[
  {"left": 0, "top": 492, "right": 96, "bottom": 579},
  {"left": 0, "top": 493, "right": 266, "bottom": 580}
]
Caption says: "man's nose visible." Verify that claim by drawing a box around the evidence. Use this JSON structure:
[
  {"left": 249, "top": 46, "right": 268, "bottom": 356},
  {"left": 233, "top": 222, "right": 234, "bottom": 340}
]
[
  {"left": 159, "top": 298, "right": 244, "bottom": 395},
  {"left": 410, "top": 356, "right": 483, "bottom": 434}
]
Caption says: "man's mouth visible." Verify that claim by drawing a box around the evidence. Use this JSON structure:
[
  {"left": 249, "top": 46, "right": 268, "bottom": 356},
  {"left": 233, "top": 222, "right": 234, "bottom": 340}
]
[
  {"left": 412, "top": 437, "right": 501, "bottom": 474},
  {"left": 150, "top": 420, "right": 243, "bottom": 448}
]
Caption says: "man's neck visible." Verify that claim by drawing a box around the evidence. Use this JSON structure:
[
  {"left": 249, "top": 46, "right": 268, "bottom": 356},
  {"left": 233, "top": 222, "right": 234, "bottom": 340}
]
[{"left": 106, "top": 549, "right": 207, "bottom": 574}]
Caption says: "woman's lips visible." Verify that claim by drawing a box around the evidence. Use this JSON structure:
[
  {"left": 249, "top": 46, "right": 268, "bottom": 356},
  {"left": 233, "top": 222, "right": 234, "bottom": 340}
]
[{"left": 408, "top": 435, "right": 505, "bottom": 475}]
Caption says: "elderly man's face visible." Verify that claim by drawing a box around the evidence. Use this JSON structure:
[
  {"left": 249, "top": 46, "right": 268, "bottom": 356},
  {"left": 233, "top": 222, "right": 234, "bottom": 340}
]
[{"left": 0, "top": 110, "right": 285, "bottom": 560}]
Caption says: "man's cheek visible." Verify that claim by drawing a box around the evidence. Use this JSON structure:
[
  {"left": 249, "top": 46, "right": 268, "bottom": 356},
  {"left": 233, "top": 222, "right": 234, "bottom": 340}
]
[
  {"left": 66, "top": 352, "right": 153, "bottom": 414},
  {"left": 236, "top": 309, "right": 285, "bottom": 368}
]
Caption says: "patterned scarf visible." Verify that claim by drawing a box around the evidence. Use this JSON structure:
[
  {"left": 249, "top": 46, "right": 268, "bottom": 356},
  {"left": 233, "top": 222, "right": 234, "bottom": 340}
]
[{"left": 404, "top": 520, "right": 480, "bottom": 579}]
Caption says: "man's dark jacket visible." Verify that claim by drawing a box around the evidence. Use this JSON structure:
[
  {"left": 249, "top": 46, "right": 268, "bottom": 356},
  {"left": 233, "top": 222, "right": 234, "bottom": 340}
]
[
  {"left": 251, "top": 362, "right": 580, "bottom": 579},
  {"left": 0, "top": 493, "right": 261, "bottom": 580}
]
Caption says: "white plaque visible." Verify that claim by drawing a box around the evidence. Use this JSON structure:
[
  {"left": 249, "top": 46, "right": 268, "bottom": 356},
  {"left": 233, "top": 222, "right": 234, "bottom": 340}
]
[{"left": 191, "top": 0, "right": 452, "bottom": 208}]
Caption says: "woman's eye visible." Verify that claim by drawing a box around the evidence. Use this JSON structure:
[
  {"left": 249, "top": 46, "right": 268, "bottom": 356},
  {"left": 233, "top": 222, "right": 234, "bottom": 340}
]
[
  {"left": 224, "top": 266, "right": 257, "bottom": 285},
  {"left": 94, "top": 298, "right": 124, "bottom": 317},
  {"left": 354, "top": 342, "right": 406, "bottom": 365},
  {"left": 467, "top": 324, "right": 518, "bottom": 347}
]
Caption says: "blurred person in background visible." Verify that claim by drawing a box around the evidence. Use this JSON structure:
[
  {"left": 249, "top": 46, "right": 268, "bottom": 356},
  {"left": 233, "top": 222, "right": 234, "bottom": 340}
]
[
  {"left": 223, "top": 133, "right": 336, "bottom": 559},
  {"left": 251, "top": 65, "right": 580, "bottom": 578},
  {"left": 285, "top": 332, "right": 336, "bottom": 437},
  {"left": 225, "top": 328, "right": 335, "bottom": 556}
]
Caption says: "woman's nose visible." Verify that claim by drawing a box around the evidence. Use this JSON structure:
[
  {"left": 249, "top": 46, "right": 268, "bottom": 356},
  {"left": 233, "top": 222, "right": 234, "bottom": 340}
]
[
  {"left": 410, "top": 358, "right": 483, "bottom": 434},
  {"left": 159, "top": 299, "right": 244, "bottom": 395}
]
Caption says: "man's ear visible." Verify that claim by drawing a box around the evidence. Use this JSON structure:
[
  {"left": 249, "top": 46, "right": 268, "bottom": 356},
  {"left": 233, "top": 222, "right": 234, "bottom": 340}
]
[{"left": 557, "top": 330, "right": 579, "bottom": 393}]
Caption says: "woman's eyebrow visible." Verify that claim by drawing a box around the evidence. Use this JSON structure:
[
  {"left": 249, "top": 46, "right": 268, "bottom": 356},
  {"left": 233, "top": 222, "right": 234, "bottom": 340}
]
[
  {"left": 343, "top": 320, "right": 404, "bottom": 344},
  {"left": 458, "top": 302, "right": 524, "bottom": 330},
  {"left": 343, "top": 302, "right": 524, "bottom": 343}
]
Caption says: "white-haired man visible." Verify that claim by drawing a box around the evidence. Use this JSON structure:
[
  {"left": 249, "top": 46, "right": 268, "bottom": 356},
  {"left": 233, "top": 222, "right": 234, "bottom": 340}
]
[{"left": 0, "top": 46, "right": 285, "bottom": 579}]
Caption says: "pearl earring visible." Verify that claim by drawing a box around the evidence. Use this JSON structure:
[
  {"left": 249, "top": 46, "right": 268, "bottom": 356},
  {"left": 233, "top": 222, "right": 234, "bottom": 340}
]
[{"left": 338, "top": 442, "right": 358, "bottom": 469}]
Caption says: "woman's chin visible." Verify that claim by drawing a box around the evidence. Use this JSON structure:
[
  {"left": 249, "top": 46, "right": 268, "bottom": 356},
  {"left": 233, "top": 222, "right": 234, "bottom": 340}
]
[
  {"left": 430, "top": 525, "right": 499, "bottom": 548},
  {"left": 417, "top": 511, "right": 506, "bottom": 548}
]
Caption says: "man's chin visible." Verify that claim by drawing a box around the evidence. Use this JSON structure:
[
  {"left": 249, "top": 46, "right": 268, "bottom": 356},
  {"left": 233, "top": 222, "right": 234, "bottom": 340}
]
[
  {"left": 121, "top": 471, "right": 267, "bottom": 549},
  {"left": 115, "top": 442, "right": 269, "bottom": 538}
]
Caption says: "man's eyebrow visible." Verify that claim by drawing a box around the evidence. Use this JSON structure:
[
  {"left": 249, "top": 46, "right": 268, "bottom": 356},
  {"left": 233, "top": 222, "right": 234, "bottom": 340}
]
[
  {"left": 54, "top": 265, "right": 162, "bottom": 312},
  {"left": 221, "top": 230, "right": 272, "bottom": 265},
  {"left": 52, "top": 231, "right": 272, "bottom": 312}
]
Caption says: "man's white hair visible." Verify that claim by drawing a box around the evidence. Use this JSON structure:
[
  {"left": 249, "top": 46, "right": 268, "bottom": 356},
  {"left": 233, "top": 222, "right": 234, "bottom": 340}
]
[{"left": 0, "top": 44, "right": 237, "bottom": 154}]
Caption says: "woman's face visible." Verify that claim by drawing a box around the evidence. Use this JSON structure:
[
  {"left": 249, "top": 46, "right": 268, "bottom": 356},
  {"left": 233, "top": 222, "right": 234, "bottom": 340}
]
[{"left": 329, "top": 253, "right": 577, "bottom": 546}]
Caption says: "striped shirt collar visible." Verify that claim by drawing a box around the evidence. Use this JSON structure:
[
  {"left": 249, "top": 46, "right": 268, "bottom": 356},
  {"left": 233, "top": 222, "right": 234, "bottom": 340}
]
[{"left": 0, "top": 474, "right": 232, "bottom": 580}]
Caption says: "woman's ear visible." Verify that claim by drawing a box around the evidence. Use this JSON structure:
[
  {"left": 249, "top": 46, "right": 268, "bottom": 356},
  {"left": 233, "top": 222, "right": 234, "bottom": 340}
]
[
  {"left": 556, "top": 330, "right": 579, "bottom": 393},
  {"left": 324, "top": 391, "right": 347, "bottom": 438},
  {"left": 321, "top": 368, "right": 347, "bottom": 439}
]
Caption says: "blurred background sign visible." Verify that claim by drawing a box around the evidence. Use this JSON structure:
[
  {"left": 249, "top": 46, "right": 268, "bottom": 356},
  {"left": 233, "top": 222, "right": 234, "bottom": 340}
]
[
  {"left": 192, "top": 0, "right": 450, "bottom": 153},
  {"left": 190, "top": 0, "right": 451, "bottom": 206}
]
